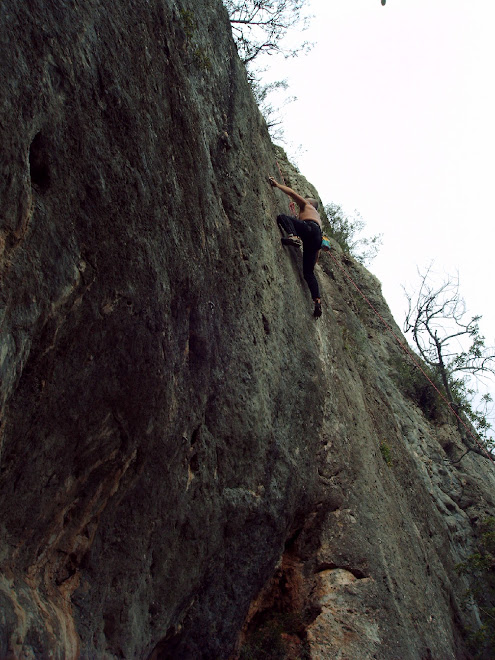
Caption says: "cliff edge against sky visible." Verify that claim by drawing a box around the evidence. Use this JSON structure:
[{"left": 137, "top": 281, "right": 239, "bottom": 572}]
[{"left": 1, "top": 0, "right": 494, "bottom": 658}]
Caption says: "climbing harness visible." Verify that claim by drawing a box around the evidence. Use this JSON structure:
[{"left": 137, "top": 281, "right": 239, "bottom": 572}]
[
  {"left": 321, "top": 235, "right": 332, "bottom": 252},
  {"left": 326, "top": 250, "right": 495, "bottom": 467},
  {"left": 276, "top": 161, "right": 297, "bottom": 217}
]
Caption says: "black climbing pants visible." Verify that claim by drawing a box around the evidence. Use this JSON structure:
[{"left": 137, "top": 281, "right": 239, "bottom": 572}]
[{"left": 277, "top": 214, "right": 322, "bottom": 300}]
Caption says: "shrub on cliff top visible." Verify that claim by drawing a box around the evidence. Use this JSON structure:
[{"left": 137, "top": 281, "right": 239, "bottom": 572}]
[{"left": 324, "top": 202, "right": 382, "bottom": 265}]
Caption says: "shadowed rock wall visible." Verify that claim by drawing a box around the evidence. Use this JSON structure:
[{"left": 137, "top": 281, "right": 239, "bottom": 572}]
[{"left": 1, "top": 1, "right": 494, "bottom": 658}]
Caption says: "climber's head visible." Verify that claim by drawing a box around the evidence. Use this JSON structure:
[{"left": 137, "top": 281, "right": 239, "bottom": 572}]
[{"left": 307, "top": 198, "right": 319, "bottom": 210}]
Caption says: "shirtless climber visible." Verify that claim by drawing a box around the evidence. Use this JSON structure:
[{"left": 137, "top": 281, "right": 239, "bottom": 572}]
[{"left": 269, "top": 176, "right": 322, "bottom": 318}]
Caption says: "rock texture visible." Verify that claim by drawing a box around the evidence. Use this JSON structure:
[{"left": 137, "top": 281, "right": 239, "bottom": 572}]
[{"left": 1, "top": 0, "right": 494, "bottom": 658}]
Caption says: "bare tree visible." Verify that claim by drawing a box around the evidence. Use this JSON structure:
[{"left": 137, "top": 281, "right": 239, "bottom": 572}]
[
  {"left": 404, "top": 265, "right": 495, "bottom": 456},
  {"left": 223, "top": 0, "right": 311, "bottom": 65}
]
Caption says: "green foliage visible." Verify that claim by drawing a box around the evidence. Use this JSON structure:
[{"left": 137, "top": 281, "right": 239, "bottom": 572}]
[
  {"left": 179, "top": 9, "right": 195, "bottom": 39},
  {"left": 179, "top": 9, "right": 212, "bottom": 72},
  {"left": 449, "top": 379, "right": 494, "bottom": 454},
  {"left": 379, "top": 441, "right": 393, "bottom": 466},
  {"left": 456, "top": 518, "right": 495, "bottom": 658},
  {"left": 324, "top": 202, "right": 382, "bottom": 265},
  {"left": 192, "top": 47, "right": 212, "bottom": 71},
  {"left": 390, "top": 355, "right": 443, "bottom": 421}
]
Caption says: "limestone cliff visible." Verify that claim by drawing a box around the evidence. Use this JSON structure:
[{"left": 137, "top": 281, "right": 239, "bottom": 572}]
[{"left": 1, "top": 1, "right": 494, "bottom": 658}]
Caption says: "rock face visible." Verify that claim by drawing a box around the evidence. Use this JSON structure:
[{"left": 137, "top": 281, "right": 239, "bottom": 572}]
[{"left": 1, "top": 1, "right": 494, "bottom": 658}]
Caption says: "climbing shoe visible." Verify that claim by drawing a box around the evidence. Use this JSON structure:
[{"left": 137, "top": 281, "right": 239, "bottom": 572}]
[
  {"left": 281, "top": 235, "right": 302, "bottom": 248},
  {"left": 313, "top": 301, "right": 322, "bottom": 318}
]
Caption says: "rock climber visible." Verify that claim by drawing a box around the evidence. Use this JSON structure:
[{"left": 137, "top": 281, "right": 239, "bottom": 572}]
[{"left": 269, "top": 176, "right": 322, "bottom": 318}]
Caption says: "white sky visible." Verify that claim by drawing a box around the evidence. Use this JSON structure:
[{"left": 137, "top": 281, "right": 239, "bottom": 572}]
[{"left": 260, "top": 0, "right": 495, "bottom": 438}]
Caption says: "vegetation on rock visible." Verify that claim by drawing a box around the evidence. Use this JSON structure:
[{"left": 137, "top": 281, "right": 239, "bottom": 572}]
[
  {"left": 456, "top": 517, "right": 495, "bottom": 658},
  {"left": 324, "top": 202, "right": 383, "bottom": 265},
  {"left": 404, "top": 266, "right": 495, "bottom": 459},
  {"left": 223, "top": 0, "right": 310, "bottom": 65}
]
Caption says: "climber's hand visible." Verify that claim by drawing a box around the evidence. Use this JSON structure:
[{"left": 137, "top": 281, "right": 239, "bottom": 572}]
[{"left": 268, "top": 176, "right": 278, "bottom": 188}]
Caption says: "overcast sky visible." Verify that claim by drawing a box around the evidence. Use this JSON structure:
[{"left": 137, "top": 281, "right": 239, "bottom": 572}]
[{"left": 261, "top": 0, "right": 495, "bottom": 438}]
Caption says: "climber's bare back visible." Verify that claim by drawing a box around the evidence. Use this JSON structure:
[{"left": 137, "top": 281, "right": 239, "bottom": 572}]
[{"left": 299, "top": 202, "right": 321, "bottom": 226}]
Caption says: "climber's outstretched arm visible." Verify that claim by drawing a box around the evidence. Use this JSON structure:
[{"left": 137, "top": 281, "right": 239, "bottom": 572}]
[{"left": 269, "top": 177, "right": 307, "bottom": 210}]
